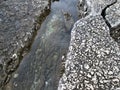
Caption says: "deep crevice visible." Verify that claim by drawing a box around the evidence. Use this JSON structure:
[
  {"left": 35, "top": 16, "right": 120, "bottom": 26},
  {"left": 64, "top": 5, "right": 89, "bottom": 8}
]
[
  {"left": 101, "top": 0, "right": 120, "bottom": 47},
  {"left": 101, "top": 0, "right": 120, "bottom": 48},
  {"left": 101, "top": 0, "right": 117, "bottom": 29}
]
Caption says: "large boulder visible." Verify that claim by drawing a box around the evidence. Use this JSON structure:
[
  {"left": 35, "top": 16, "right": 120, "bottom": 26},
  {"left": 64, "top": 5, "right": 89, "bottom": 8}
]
[
  {"left": 58, "top": 15, "right": 120, "bottom": 90},
  {"left": 58, "top": 0, "right": 120, "bottom": 89}
]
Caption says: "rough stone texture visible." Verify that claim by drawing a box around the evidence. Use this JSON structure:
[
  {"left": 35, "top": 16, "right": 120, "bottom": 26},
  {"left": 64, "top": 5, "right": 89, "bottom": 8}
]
[
  {"left": 4, "top": 11, "right": 71, "bottom": 90},
  {"left": 2, "top": 0, "right": 79, "bottom": 89},
  {"left": 0, "top": 0, "right": 80, "bottom": 89},
  {"left": 0, "top": 0, "right": 50, "bottom": 87},
  {"left": 1, "top": 0, "right": 120, "bottom": 89},
  {"left": 84, "top": 0, "right": 116, "bottom": 15},
  {"left": 58, "top": 0, "right": 120, "bottom": 89},
  {"left": 105, "top": 0, "right": 120, "bottom": 48},
  {"left": 77, "top": 0, "right": 89, "bottom": 18},
  {"left": 106, "top": 0, "right": 120, "bottom": 27},
  {"left": 58, "top": 15, "right": 120, "bottom": 90}
]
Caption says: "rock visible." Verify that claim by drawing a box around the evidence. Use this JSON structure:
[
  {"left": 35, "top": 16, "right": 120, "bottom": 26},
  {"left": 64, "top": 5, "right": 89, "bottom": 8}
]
[
  {"left": 105, "top": 0, "right": 120, "bottom": 48},
  {"left": 77, "top": 0, "right": 116, "bottom": 17},
  {"left": 86, "top": 0, "right": 116, "bottom": 15},
  {"left": 110, "top": 25, "right": 120, "bottom": 48},
  {"left": 58, "top": 0, "right": 120, "bottom": 89},
  {"left": 0, "top": 0, "right": 51, "bottom": 88},
  {"left": 4, "top": 11, "right": 71, "bottom": 90},
  {"left": 58, "top": 15, "right": 120, "bottom": 90},
  {"left": 77, "top": 0, "right": 89, "bottom": 18},
  {"left": 106, "top": 0, "right": 120, "bottom": 27},
  {"left": 1, "top": 0, "right": 80, "bottom": 89}
]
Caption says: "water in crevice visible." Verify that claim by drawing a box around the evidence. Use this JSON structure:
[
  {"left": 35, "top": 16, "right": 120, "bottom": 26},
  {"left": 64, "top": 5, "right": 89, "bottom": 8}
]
[{"left": 5, "top": 0, "right": 80, "bottom": 90}]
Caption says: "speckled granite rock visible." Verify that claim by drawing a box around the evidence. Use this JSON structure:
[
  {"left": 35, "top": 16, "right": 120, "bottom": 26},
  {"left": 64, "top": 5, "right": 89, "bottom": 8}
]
[
  {"left": 0, "top": 0, "right": 50, "bottom": 87},
  {"left": 106, "top": 0, "right": 120, "bottom": 48},
  {"left": 106, "top": 0, "right": 120, "bottom": 27},
  {"left": 58, "top": 15, "right": 120, "bottom": 90},
  {"left": 82, "top": 0, "right": 116, "bottom": 15},
  {"left": 58, "top": 0, "right": 120, "bottom": 90}
]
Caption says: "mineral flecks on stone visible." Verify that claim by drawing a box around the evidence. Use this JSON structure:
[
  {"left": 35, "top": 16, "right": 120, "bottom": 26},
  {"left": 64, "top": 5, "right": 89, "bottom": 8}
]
[
  {"left": 106, "top": 0, "right": 120, "bottom": 27},
  {"left": 58, "top": 0, "right": 120, "bottom": 89},
  {"left": 58, "top": 15, "right": 120, "bottom": 90},
  {"left": 106, "top": 0, "right": 120, "bottom": 48},
  {"left": 85, "top": 0, "right": 116, "bottom": 16}
]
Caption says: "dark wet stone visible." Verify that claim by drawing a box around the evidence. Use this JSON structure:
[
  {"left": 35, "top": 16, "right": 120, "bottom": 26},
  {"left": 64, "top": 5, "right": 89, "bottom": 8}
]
[
  {"left": 105, "top": 0, "right": 120, "bottom": 48},
  {"left": 3, "top": 0, "right": 80, "bottom": 90}
]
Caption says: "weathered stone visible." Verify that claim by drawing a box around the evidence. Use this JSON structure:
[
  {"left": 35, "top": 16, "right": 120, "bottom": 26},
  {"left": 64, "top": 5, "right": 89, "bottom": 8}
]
[
  {"left": 86, "top": 0, "right": 116, "bottom": 15},
  {"left": 77, "top": 0, "right": 90, "bottom": 18},
  {"left": 106, "top": 0, "right": 120, "bottom": 27},
  {"left": 0, "top": 0, "right": 50, "bottom": 88},
  {"left": 76, "top": 0, "right": 116, "bottom": 18},
  {"left": 58, "top": 0, "right": 120, "bottom": 89},
  {"left": 58, "top": 15, "right": 120, "bottom": 90},
  {"left": 105, "top": 0, "right": 120, "bottom": 48},
  {"left": 2, "top": 0, "right": 80, "bottom": 90}
]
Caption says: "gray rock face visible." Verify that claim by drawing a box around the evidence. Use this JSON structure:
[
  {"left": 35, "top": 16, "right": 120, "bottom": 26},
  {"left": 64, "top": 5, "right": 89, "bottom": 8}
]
[
  {"left": 58, "top": 15, "right": 120, "bottom": 90},
  {"left": 0, "top": 0, "right": 50, "bottom": 87},
  {"left": 106, "top": 0, "right": 120, "bottom": 27},
  {"left": 106, "top": 0, "right": 120, "bottom": 48},
  {"left": 83, "top": 0, "right": 116, "bottom": 15},
  {"left": 58, "top": 0, "right": 120, "bottom": 90}
]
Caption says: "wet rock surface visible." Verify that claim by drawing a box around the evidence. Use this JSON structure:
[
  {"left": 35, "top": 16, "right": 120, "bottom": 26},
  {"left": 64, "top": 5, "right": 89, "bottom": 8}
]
[
  {"left": 0, "top": 0, "right": 51, "bottom": 88},
  {"left": 58, "top": 0, "right": 120, "bottom": 90},
  {"left": 2, "top": 0, "right": 80, "bottom": 90},
  {"left": 5, "top": 11, "right": 71, "bottom": 90},
  {"left": 1, "top": 0, "right": 120, "bottom": 90}
]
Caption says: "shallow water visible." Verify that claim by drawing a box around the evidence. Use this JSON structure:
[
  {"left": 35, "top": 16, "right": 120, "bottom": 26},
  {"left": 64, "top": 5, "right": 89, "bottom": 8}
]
[{"left": 5, "top": 0, "right": 79, "bottom": 90}]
